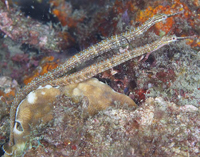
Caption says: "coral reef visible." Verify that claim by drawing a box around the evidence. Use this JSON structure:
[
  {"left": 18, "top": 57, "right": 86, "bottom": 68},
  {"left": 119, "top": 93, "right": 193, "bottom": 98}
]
[
  {"left": 0, "top": 2, "right": 62, "bottom": 53},
  {"left": 5, "top": 97, "right": 199, "bottom": 156},
  {"left": 1, "top": 0, "right": 199, "bottom": 83},
  {"left": 0, "top": 0, "right": 199, "bottom": 156},
  {"left": 2, "top": 78, "right": 137, "bottom": 156},
  {"left": 5, "top": 10, "right": 185, "bottom": 154},
  {"left": 144, "top": 40, "right": 200, "bottom": 106}
]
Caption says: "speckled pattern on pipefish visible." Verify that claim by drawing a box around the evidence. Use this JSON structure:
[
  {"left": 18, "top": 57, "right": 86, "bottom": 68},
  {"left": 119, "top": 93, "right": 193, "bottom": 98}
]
[
  {"left": 5, "top": 11, "right": 182, "bottom": 152},
  {"left": 49, "top": 35, "right": 180, "bottom": 86}
]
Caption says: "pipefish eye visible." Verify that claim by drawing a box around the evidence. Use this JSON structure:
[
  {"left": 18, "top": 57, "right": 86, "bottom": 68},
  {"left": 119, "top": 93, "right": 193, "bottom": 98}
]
[
  {"left": 172, "top": 36, "right": 177, "bottom": 40},
  {"left": 162, "top": 15, "right": 167, "bottom": 19}
]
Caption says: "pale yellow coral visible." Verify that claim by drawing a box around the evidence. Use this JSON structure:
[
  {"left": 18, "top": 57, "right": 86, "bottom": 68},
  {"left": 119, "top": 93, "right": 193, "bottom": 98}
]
[
  {"left": 3, "top": 85, "right": 61, "bottom": 156},
  {"left": 3, "top": 78, "right": 137, "bottom": 156},
  {"left": 63, "top": 78, "right": 137, "bottom": 115}
]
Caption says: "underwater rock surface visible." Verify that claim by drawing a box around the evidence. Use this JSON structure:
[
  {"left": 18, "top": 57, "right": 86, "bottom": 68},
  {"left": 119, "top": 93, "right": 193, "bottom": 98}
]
[
  {"left": 2, "top": 95, "right": 199, "bottom": 156},
  {"left": 25, "top": 97, "right": 199, "bottom": 157}
]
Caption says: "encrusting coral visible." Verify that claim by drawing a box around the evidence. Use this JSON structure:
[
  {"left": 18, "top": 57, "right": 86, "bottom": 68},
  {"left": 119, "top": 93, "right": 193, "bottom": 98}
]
[
  {"left": 63, "top": 78, "right": 137, "bottom": 116},
  {"left": 2, "top": 85, "right": 61, "bottom": 155},
  {"left": 2, "top": 78, "right": 137, "bottom": 156}
]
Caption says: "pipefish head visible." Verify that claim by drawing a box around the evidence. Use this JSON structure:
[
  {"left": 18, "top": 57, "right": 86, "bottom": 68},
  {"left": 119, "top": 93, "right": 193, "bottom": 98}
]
[
  {"left": 151, "top": 10, "right": 184, "bottom": 23},
  {"left": 161, "top": 35, "right": 194, "bottom": 44},
  {"left": 153, "top": 35, "right": 193, "bottom": 51},
  {"left": 152, "top": 35, "right": 185, "bottom": 51}
]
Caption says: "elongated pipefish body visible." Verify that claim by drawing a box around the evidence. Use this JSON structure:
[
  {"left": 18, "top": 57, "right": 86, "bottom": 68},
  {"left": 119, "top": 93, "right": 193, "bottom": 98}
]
[
  {"left": 7, "top": 11, "right": 182, "bottom": 148},
  {"left": 49, "top": 35, "right": 187, "bottom": 86}
]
